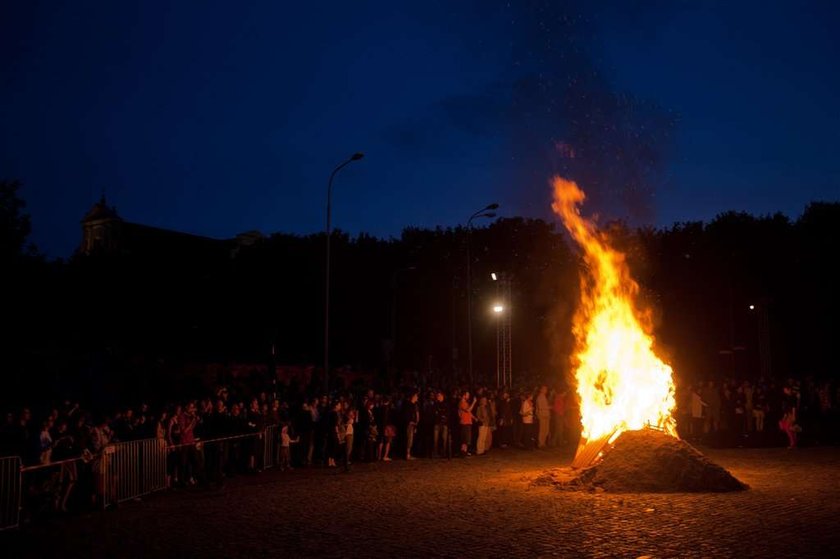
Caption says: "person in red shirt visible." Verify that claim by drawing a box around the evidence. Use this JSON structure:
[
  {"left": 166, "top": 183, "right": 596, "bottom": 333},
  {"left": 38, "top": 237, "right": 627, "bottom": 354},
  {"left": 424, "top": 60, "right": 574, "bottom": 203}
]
[{"left": 458, "top": 391, "right": 477, "bottom": 456}]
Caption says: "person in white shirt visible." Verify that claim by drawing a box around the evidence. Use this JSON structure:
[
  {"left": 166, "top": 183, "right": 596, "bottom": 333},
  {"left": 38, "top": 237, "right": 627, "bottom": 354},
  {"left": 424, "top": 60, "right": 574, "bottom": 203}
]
[
  {"left": 344, "top": 409, "right": 356, "bottom": 468},
  {"left": 520, "top": 393, "right": 535, "bottom": 449},
  {"left": 279, "top": 423, "right": 299, "bottom": 471}
]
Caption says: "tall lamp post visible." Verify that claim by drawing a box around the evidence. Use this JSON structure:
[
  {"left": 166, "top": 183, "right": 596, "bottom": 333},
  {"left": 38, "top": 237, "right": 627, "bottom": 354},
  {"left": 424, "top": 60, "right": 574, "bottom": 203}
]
[
  {"left": 493, "top": 303, "right": 504, "bottom": 388},
  {"left": 466, "top": 202, "right": 499, "bottom": 384},
  {"left": 324, "top": 152, "right": 364, "bottom": 392},
  {"left": 491, "top": 271, "right": 512, "bottom": 388}
]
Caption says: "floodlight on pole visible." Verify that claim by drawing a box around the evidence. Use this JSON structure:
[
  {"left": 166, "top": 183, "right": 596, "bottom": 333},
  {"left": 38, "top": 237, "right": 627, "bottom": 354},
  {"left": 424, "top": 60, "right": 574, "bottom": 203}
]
[
  {"left": 465, "top": 202, "right": 500, "bottom": 384},
  {"left": 492, "top": 276, "right": 512, "bottom": 389}
]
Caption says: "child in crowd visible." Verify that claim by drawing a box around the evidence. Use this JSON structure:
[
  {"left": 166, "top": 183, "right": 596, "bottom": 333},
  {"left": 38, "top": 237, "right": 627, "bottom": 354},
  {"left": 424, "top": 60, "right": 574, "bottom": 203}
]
[{"left": 279, "top": 422, "right": 299, "bottom": 471}]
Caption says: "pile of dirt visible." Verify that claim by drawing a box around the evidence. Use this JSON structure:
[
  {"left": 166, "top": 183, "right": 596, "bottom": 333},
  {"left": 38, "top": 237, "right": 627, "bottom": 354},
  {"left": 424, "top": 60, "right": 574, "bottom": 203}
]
[{"left": 536, "top": 429, "right": 748, "bottom": 493}]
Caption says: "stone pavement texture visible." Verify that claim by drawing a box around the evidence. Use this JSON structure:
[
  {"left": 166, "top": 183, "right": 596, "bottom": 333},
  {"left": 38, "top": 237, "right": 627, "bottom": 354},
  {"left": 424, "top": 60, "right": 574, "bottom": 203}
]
[{"left": 4, "top": 446, "right": 840, "bottom": 558}]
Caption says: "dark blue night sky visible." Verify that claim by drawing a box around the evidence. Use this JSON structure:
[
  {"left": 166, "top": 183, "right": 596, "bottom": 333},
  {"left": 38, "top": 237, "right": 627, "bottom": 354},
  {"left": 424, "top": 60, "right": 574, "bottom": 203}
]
[{"left": 2, "top": 1, "right": 838, "bottom": 257}]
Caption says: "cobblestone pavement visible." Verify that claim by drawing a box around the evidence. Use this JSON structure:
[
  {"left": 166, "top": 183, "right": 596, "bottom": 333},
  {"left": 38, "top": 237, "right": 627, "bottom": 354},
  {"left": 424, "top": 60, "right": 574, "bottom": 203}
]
[{"left": 5, "top": 445, "right": 840, "bottom": 558}]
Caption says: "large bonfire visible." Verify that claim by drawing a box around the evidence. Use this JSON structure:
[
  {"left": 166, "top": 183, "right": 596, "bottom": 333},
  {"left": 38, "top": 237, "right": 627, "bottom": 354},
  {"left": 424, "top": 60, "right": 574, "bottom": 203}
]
[
  {"left": 544, "top": 176, "right": 746, "bottom": 492},
  {"left": 551, "top": 176, "right": 676, "bottom": 446}
]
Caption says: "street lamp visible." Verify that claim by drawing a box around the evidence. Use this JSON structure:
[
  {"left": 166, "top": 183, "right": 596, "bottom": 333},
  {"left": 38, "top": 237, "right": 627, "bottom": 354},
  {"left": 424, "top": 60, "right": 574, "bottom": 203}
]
[
  {"left": 492, "top": 303, "right": 505, "bottom": 387},
  {"left": 324, "top": 152, "right": 364, "bottom": 392},
  {"left": 491, "top": 272, "right": 512, "bottom": 387},
  {"left": 466, "top": 202, "right": 499, "bottom": 384}
]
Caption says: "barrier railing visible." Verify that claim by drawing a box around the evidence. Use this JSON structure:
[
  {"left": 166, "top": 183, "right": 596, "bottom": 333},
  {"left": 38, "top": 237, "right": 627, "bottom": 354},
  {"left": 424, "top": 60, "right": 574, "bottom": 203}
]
[
  {"left": 175, "top": 431, "right": 261, "bottom": 486},
  {"left": 0, "top": 456, "right": 21, "bottom": 531},
  {"left": 0, "top": 424, "right": 281, "bottom": 526},
  {"left": 18, "top": 456, "right": 86, "bottom": 523},
  {"left": 102, "top": 438, "right": 168, "bottom": 508}
]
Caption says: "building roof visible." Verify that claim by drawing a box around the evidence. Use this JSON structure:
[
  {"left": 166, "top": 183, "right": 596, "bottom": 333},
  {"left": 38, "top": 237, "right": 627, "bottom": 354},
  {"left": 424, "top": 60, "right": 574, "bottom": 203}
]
[{"left": 83, "top": 196, "right": 121, "bottom": 222}]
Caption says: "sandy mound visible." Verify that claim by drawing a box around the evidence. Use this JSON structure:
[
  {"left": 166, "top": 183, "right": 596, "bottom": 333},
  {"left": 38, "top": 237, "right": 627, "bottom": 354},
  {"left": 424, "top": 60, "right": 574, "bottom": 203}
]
[{"left": 535, "top": 429, "right": 747, "bottom": 493}]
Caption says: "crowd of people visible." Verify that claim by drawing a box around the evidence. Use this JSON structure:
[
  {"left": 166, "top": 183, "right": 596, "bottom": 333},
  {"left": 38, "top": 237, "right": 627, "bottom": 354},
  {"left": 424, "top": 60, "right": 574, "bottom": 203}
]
[
  {"left": 3, "top": 373, "right": 839, "bottom": 521},
  {"left": 678, "top": 376, "right": 840, "bottom": 448},
  {"left": 0, "top": 381, "right": 581, "bottom": 519}
]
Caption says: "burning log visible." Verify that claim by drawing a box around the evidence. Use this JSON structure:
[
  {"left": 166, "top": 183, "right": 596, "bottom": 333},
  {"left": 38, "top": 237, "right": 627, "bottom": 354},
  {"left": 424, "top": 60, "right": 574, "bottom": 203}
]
[{"left": 570, "top": 430, "right": 616, "bottom": 469}]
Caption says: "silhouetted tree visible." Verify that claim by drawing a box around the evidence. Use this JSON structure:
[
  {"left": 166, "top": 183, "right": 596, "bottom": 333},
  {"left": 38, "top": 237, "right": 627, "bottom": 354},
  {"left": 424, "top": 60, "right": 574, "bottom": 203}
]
[
  {"left": 4, "top": 188, "right": 840, "bottom": 409},
  {"left": 0, "top": 180, "right": 39, "bottom": 262}
]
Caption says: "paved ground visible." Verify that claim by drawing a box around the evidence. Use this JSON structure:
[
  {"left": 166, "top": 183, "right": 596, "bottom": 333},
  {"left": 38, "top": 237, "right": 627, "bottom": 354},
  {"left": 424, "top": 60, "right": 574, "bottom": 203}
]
[{"left": 4, "top": 445, "right": 840, "bottom": 558}]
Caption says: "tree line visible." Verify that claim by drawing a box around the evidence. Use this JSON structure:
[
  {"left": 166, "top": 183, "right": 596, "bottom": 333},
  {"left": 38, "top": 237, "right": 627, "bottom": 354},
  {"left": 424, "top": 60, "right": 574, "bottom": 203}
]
[{"left": 2, "top": 179, "right": 839, "bottom": 407}]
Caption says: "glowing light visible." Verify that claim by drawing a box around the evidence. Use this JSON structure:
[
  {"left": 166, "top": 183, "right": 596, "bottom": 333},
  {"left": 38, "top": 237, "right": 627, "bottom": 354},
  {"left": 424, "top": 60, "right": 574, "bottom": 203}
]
[
  {"left": 551, "top": 176, "right": 677, "bottom": 442},
  {"left": 491, "top": 272, "right": 498, "bottom": 281},
  {"left": 493, "top": 304, "right": 504, "bottom": 314}
]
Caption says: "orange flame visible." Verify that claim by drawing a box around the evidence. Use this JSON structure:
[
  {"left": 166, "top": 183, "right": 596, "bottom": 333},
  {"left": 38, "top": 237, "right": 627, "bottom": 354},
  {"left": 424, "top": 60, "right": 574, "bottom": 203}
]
[{"left": 551, "top": 176, "right": 676, "bottom": 442}]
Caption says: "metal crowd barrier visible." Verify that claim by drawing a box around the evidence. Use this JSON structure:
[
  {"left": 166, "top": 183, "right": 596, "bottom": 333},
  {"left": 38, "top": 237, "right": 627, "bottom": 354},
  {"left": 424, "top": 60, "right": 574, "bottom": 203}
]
[
  {"left": 0, "top": 425, "right": 282, "bottom": 527},
  {"left": 102, "top": 438, "right": 168, "bottom": 508},
  {"left": 0, "top": 456, "right": 21, "bottom": 531}
]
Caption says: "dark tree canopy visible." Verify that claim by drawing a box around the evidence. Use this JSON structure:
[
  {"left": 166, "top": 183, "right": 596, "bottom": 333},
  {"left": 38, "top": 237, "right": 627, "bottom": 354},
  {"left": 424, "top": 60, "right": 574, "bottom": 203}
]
[
  {"left": 0, "top": 180, "right": 37, "bottom": 262},
  {"left": 1, "top": 183, "right": 839, "bottom": 407}
]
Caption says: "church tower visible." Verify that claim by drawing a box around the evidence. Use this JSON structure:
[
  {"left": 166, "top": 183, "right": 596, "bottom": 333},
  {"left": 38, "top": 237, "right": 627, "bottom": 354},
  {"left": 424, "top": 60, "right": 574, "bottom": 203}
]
[{"left": 80, "top": 195, "right": 123, "bottom": 254}]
